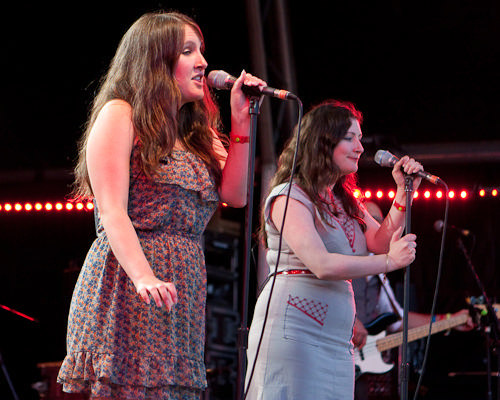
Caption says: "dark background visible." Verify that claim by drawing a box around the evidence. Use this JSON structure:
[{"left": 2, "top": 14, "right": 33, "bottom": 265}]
[{"left": 0, "top": 1, "right": 499, "bottom": 399}]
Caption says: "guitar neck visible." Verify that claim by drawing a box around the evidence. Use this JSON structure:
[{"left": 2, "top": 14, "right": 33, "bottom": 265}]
[{"left": 377, "top": 314, "right": 468, "bottom": 353}]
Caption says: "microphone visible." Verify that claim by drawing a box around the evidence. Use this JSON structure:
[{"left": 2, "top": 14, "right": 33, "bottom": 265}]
[
  {"left": 374, "top": 149, "right": 444, "bottom": 185},
  {"left": 207, "top": 70, "right": 297, "bottom": 100},
  {"left": 433, "top": 220, "right": 471, "bottom": 237}
]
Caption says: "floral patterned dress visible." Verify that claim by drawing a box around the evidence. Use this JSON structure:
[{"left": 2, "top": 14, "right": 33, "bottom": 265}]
[{"left": 57, "top": 146, "right": 219, "bottom": 399}]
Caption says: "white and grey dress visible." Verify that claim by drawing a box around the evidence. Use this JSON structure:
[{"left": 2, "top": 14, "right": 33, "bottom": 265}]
[{"left": 245, "top": 183, "right": 369, "bottom": 400}]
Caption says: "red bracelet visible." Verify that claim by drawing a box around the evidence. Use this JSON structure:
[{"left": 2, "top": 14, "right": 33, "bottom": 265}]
[
  {"left": 393, "top": 200, "right": 406, "bottom": 212},
  {"left": 230, "top": 134, "right": 250, "bottom": 144}
]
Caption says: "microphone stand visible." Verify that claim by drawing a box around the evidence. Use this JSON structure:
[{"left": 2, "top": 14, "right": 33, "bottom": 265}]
[
  {"left": 236, "top": 96, "right": 260, "bottom": 400},
  {"left": 456, "top": 237, "right": 500, "bottom": 400},
  {"left": 400, "top": 174, "right": 415, "bottom": 400}
]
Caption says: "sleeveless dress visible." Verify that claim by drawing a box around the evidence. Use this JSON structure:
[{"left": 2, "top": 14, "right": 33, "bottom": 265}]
[
  {"left": 57, "top": 146, "right": 219, "bottom": 399},
  {"left": 245, "top": 183, "right": 369, "bottom": 400}
]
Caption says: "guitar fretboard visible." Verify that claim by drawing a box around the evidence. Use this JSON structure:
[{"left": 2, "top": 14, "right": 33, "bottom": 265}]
[{"left": 376, "top": 314, "right": 468, "bottom": 352}]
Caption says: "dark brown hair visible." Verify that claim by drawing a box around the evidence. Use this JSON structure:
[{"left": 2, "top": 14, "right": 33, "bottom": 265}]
[
  {"left": 264, "top": 99, "right": 365, "bottom": 243},
  {"left": 73, "top": 11, "right": 223, "bottom": 198}
]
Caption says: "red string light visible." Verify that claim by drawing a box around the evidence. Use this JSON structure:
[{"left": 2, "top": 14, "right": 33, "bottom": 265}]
[{"left": 0, "top": 189, "right": 497, "bottom": 216}]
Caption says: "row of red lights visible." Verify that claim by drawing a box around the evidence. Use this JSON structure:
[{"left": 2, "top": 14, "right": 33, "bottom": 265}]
[
  {"left": 354, "top": 188, "right": 499, "bottom": 200},
  {"left": 1, "top": 188, "right": 499, "bottom": 214},
  {"left": 0, "top": 202, "right": 94, "bottom": 213}
]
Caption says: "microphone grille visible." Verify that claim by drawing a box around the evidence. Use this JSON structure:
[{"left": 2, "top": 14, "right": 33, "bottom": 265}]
[
  {"left": 207, "top": 70, "right": 229, "bottom": 89},
  {"left": 374, "top": 150, "right": 388, "bottom": 166},
  {"left": 374, "top": 149, "right": 398, "bottom": 167},
  {"left": 433, "top": 220, "right": 444, "bottom": 233}
]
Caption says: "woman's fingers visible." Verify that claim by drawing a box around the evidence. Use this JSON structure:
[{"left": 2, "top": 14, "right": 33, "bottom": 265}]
[{"left": 137, "top": 281, "right": 178, "bottom": 310}]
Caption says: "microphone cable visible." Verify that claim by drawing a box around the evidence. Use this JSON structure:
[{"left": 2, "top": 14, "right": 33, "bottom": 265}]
[
  {"left": 412, "top": 181, "right": 450, "bottom": 400},
  {"left": 243, "top": 97, "right": 304, "bottom": 399}
]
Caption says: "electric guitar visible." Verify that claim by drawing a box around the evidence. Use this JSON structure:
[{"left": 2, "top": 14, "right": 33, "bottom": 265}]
[{"left": 354, "top": 305, "right": 499, "bottom": 379}]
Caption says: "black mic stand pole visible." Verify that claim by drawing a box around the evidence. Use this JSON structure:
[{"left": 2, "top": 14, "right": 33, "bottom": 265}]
[
  {"left": 456, "top": 237, "right": 500, "bottom": 400},
  {"left": 236, "top": 96, "right": 261, "bottom": 400},
  {"left": 400, "top": 174, "right": 415, "bottom": 400}
]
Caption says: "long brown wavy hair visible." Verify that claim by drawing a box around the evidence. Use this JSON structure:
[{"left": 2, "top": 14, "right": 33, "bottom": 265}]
[
  {"left": 263, "top": 99, "right": 366, "bottom": 244},
  {"left": 73, "top": 11, "right": 223, "bottom": 198}
]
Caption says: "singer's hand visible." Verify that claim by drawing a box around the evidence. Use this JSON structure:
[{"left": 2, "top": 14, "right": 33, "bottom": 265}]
[
  {"left": 387, "top": 227, "right": 417, "bottom": 271},
  {"left": 230, "top": 70, "right": 267, "bottom": 128},
  {"left": 135, "top": 275, "right": 178, "bottom": 311},
  {"left": 392, "top": 155, "right": 424, "bottom": 191}
]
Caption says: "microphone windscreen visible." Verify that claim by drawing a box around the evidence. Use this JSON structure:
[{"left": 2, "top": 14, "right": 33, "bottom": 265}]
[
  {"left": 374, "top": 149, "right": 398, "bottom": 167},
  {"left": 433, "top": 220, "right": 444, "bottom": 233},
  {"left": 207, "top": 70, "right": 234, "bottom": 90}
]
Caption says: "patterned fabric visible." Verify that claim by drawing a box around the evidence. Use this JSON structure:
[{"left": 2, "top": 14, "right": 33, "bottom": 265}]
[
  {"left": 287, "top": 295, "right": 329, "bottom": 326},
  {"left": 57, "top": 146, "right": 219, "bottom": 399}
]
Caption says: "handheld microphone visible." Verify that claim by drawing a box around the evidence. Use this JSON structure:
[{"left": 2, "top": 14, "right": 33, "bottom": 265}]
[
  {"left": 374, "top": 149, "right": 444, "bottom": 185},
  {"left": 207, "top": 70, "right": 297, "bottom": 100},
  {"left": 433, "top": 220, "right": 471, "bottom": 237}
]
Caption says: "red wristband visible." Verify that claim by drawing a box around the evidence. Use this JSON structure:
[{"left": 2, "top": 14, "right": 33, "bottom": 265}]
[
  {"left": 393, "top": 200, "right": 406, "bottom": 212},
  {"left": 230, "top": 134, "right": 250, "bottom": 144}
]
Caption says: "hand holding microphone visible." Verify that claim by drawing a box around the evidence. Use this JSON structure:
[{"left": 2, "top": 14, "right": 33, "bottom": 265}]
[
  {"left": 207, "top": 70, "right": 297, "bottom": 100},
  {"left": 374, "top": 149, "right": 444, "bottom": 186}
]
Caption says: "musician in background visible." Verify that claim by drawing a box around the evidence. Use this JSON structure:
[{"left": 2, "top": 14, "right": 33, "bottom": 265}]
[{"left": 352, "top": 201, "right": 474, "bottom": 399}]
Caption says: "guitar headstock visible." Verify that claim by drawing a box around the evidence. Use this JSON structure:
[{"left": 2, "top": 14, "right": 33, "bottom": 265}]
[{"left": 467, "top": 296, "right": 500, "bottom": 319}]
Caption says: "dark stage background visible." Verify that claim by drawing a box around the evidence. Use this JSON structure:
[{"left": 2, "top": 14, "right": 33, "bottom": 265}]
[{"left": 1, "top": 1, "right": 499, "bottom": 399}]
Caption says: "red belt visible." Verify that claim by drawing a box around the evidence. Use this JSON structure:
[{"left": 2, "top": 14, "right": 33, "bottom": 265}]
[{"left": 275, "top": 269, "right": 314, "bottom": 276}]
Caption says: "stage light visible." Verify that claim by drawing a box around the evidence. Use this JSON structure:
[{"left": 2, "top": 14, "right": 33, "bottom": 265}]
[{"left": 4, "top": 184, "right": 499, "bottom": 217}]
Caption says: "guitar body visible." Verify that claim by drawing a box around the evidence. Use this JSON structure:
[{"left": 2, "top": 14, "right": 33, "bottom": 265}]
[
  {"left": 354, "top": 314, "right": 399, "bottom": 380},
  {"left": 364, "top": 312, "right": 400, "bottom": 335},
  {"left": 354, "top": 331, "right": 394, "bottom": 380}
]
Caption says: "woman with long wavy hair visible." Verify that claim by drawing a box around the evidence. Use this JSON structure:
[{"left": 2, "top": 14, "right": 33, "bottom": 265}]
[
  {"left": 245, "top": 100, "right": 423, "bottom": 399},
  {"left": 57, "top": 11, "right": 265, "bottom": 400}
]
